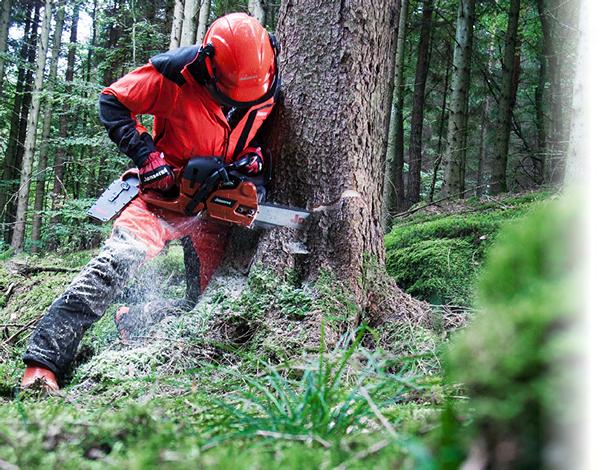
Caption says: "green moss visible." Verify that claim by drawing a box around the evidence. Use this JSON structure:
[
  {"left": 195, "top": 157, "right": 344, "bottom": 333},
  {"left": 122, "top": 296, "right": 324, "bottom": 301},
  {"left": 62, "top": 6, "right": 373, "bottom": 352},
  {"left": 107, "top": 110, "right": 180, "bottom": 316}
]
[
  {"left": 385, "top": 191, "right": 552, "bottom": 306},
  {"left": 439, "top": 197, "right": 581, "bottom": 467},
  {"left": 387, "top": 238, "right": 477, "bottom": 306}
]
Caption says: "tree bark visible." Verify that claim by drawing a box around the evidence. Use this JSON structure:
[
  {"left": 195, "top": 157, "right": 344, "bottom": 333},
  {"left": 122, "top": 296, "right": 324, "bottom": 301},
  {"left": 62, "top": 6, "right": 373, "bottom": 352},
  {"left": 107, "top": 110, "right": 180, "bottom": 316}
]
[
  {"left": 440, "top": 0, "right": 475, "bottom": 198},
  {"left": 537, "top": 0, "right": 565, "bottom": 186},
  {"left": 476, "top": 93, "right": 491, "bottom": 196},
  {"left": 170, "top": 0, "right": 184, "bottom": 50},
  {"left": 180, "top": 0, "right": 199, "bottom": 46},
  {"left": 0, "top": 1, "right": 37, "bottom": 242},
  {"left": 11, "top": 0, "right": 54, "bottom": 251},
  {"left": 406, "top": 0, "right": 434, "bottom": 207},
  {"left": 489, "top": 0, "right": 520, "bottom": 195},
  {"left": 31, "top": 1, "right": 65, "bottom": 250},
  {"left": 248, "top": 0, "right": 265, "bottom": 24},
  {"left": 196, "top": 0, "right": 210, "bottom": 41},
  {"left": 49, "top": 2, "right": 78, "bottom": 229},
  {"left": 564, "top": 0, "right": 586, "bottom": 187},
  {"left": 253, "top": 0, "right": 400, "bottom": 305},
  {"left": 382, "top": 0, "right": 409, "bottom": 229},
  {"left": 429, "top": 41, "right": 452, "bottom": 203},
  {"left": 0, "top": 0, "right": 12, "bottom": 96}
]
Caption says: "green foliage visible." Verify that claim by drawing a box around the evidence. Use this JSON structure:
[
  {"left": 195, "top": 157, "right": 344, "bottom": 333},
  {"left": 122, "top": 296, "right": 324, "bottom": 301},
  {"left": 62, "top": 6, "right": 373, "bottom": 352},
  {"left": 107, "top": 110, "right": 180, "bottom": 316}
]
[
  {"left": 40, "top": 198, "right": 111, "bottom": 253},
  {"left": 439, "top": 197, "right": 581, "bottom": 467},
  {"left": 385, "top": 192, "right": 552, "bottom": 305}
]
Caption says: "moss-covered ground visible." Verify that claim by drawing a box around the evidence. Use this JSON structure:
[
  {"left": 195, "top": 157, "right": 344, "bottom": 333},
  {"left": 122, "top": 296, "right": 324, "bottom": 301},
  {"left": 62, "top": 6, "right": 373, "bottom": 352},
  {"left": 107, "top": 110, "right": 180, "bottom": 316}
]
[
  {"left": 385, "top": 191, "right": 554, "bottom": 306},
  {"left": 0, "top": 244, "right": 444, "bottom": 468},
  {"left": 0, "top": 191, "right": 578, "bottom": 469}
]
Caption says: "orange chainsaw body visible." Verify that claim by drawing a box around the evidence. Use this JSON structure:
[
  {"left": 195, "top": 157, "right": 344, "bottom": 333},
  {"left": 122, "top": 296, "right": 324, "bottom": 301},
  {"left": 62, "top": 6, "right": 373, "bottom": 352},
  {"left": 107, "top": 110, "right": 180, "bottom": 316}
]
[{"left": 140, "top": 162, "right": 259, "bottom": 227}]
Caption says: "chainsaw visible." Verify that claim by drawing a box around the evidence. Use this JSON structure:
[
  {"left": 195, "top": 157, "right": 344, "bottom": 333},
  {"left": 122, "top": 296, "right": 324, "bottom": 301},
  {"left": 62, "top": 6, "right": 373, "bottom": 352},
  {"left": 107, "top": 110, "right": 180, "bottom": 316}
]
[{"left": 87, "top": 156, "right": 311, "bottom": 230}]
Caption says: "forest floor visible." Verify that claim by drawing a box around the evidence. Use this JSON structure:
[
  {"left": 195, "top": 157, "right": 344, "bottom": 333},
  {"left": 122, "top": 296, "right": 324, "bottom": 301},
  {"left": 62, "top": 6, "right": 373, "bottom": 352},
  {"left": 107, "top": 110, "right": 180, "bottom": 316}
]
[{"left": 0, "top": 190, "right": 554, "bottom": 469}]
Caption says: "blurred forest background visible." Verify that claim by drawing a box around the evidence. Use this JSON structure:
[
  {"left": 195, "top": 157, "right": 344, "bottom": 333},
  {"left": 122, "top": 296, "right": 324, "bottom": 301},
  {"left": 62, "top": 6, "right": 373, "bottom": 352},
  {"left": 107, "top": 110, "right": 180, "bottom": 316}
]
[{"left": 0, "top": 0, "right": 580, "bottom": 253}]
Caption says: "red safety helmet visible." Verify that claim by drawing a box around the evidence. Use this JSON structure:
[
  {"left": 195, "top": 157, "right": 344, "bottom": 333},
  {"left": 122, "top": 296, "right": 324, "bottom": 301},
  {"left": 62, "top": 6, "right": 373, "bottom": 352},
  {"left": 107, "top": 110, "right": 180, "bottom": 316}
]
[{"left": 201, "top": 13, "right": 280, "bottom": 108}]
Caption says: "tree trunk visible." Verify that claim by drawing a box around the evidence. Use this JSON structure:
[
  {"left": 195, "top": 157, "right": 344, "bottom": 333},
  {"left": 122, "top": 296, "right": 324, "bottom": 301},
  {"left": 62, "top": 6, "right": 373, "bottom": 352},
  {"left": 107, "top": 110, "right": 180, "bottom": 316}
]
[
  {"left": 440, "top": 0, "right": 475, "bottom": 198},
  {"left": 406, "top": 0, "right": 434, "bottom": 207},
  {"left": 170, "top": 0, "right": 184, "bottom": 50},
  {"left": 429, "top": 41, "right": 452, "bottom": 203},
  {"left": 248, "top": 0, "right": 265, "bottom": 23},
  {"left": 11, "top": 0, "right": 54, "bottom": 251},
  {"left": 180, "top": 0, "right": 199, "bottom": 46},
  {"left": 534, "top": 0, "right": 549, "bottom": 184},
  {"left": 0, "top": 0, "right": 12, "bottom": 96},
  {"left": 31, "top": 1, "right": 65, "bottom": 250},
  {"left": 382, "top": 0, "right": 409, "bottom": 229},
  {"left": 534, "top": 55, "right": 546, "bottom": 183},
  {"left": 564, "top": 0, "right": 585, "bottom": 187},
  {"left": 0, "top": 1, "right": 37, "bottom": 242},
  {"left": 476, "top": 93, "right": 491, "bottom": 196},
  {"left": 253, "top": 0, "right": 400, "bottom": 306},
  {"left": 537, "top": 0, "right": 564, "bottom": 185},
  {"left": 489, "top": 0, "right": 520, "bottom": 195},
  {"left": 196, "top": 0, "right": 210, "bottom": 41},
  {"left": 49, "top": 2, "right": 78, "bottom": 230}
]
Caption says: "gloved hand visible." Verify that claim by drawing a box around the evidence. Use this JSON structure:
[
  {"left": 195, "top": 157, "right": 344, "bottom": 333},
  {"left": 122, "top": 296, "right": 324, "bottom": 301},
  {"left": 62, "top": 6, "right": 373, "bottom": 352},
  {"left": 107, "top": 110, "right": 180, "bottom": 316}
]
[
  {"left": 139, "top": 151, "right": 175, "bottom": 191},
  {"left": 235, "top": 147, "right": 264, "bottom": 175}
]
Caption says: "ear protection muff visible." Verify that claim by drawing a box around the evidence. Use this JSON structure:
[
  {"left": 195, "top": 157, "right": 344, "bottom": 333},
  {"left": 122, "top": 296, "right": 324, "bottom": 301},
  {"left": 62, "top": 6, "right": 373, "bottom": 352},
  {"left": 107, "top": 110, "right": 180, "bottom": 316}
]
[{"left": 197, "top": 34, "right": 281, "bottom": 108}]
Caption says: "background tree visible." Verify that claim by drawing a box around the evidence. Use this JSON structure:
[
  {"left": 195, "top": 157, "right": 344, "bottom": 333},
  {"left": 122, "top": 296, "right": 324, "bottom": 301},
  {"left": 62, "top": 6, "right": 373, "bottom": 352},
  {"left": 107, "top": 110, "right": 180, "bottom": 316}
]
[
  {"left": 248, "top": 0, "right": 265, "bottom": 23},
  {"left": 382, "top": 0, "right": 409, "bottom": 226},
  {"left": 196, "top": 0, "right": 210, "bottom": 39},
  {"left": 11, "top": 0, "right": 53, "bottom": 251},
  {"left": 170, "top": 0, "right": 184, "bottom": 49},
  {"left": 0, "top": 0, "right": 12, "bottom": 96},
  {"left": 31, "top": 1, "right": 66, "bottom": 250},
  {"left": 49, "top": 2, "right": 79, "bottom": 230},
  {"left": 181, "top": 0, "right": 199, "bottom": 46},
  {"left": 0, "top": 0, "right": 39, "bottom": 242},
  {"left": 440, "top": 0, "right": 475, "bottom": 198},
  {"left": 406, "top": 0, "right": 434, "bottom": 207},
  {"left": 489, "top": 0, "right": 521, "bottom": 194}
]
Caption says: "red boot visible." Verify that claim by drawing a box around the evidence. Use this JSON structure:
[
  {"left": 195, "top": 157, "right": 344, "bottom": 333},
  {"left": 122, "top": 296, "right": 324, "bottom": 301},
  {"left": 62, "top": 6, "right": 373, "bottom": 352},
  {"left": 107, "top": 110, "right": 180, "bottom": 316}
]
[{"left": 21, "top": 364, "right": 59, "bottom": 392}]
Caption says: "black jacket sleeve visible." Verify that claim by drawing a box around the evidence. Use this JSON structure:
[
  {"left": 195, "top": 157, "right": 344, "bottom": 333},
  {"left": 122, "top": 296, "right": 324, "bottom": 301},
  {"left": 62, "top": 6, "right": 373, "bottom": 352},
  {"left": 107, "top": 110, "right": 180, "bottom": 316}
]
[{"left": 98, "top": 93, "right": 156, "bottom": 167}]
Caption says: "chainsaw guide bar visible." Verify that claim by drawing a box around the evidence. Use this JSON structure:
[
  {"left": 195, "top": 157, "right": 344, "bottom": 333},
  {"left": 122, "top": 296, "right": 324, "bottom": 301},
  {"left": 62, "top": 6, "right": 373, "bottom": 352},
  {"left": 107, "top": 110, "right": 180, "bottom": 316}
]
[
  {"left": 87, "top": 175, "right": 140, "bottom": 222},
  {"left": 88, "top": 171, "right": 311, "bottom": 230}
]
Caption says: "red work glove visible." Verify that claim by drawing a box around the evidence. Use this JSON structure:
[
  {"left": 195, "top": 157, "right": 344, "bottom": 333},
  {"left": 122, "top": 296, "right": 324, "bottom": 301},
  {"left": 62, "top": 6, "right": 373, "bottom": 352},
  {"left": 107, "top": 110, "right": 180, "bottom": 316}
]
[
  {"left": 139, "top": 151, "right": 175, "bottom": 191},
  {"left": 235, "top": 147, "right": 264, "bottom": 175}
]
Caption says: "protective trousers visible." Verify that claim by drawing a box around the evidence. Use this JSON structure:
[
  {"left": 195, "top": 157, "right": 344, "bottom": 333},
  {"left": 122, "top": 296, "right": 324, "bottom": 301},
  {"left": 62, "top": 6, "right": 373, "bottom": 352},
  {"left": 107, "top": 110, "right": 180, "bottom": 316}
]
[{"left": 23, "top": 198, "right": 228, "bottom": 380}]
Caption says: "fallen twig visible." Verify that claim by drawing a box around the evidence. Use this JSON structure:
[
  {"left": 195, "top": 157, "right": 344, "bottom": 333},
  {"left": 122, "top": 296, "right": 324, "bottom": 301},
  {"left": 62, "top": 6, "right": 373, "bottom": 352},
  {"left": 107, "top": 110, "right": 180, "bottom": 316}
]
[
  {"left": 7, "top": 262, "right": 79, "bottom": 276},
  {"left": 1, "top": 317, "right": 39, "bottom": 346}
]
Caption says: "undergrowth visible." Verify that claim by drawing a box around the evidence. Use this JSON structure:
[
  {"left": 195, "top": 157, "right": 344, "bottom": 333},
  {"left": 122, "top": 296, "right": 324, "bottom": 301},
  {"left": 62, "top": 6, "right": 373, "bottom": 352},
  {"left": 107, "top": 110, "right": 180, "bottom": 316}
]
[{"left": 0, "top": 245, "right": 445, "bottom": 468}]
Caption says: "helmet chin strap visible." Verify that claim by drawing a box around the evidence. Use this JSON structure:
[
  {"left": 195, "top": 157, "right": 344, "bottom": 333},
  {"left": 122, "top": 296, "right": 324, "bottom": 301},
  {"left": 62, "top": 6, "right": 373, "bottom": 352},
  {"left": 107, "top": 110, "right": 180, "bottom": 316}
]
[{"left": 199, "top": 40, "right": 281, "bottom": 109}]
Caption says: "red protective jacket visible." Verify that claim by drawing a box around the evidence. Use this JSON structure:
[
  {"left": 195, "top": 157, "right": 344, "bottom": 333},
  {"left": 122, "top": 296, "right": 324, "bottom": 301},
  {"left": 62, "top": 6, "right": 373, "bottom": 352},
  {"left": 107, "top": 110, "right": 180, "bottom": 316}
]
[
  {"left": 98, "top": 46, "right": 277, "bottom": 293},
  {"left": 99, "top": 46, "right": 276, "bottom": 169}
]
